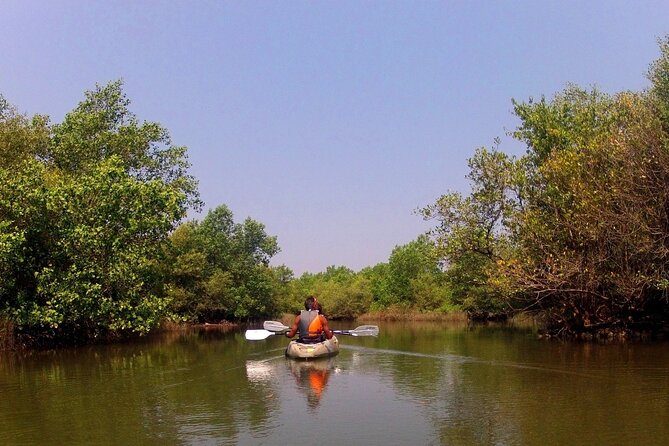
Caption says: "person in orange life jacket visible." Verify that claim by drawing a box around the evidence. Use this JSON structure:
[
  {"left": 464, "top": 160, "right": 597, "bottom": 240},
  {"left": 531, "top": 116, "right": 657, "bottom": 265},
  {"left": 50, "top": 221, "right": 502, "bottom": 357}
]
[{"left": 285, "top": 296, "right": 333, "bottom": 343}]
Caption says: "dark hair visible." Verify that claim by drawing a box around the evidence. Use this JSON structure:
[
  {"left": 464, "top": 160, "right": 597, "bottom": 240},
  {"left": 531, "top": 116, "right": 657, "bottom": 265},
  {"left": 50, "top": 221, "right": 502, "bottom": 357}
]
[{"left": 304, "top": 295, "right": 319, "bottom": 311}]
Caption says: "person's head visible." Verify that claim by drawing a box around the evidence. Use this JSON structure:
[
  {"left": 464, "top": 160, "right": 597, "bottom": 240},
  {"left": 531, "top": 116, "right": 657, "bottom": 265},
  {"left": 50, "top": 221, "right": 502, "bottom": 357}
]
[{"left": 304, "top": 295, "right": 319, "bottom": 311}]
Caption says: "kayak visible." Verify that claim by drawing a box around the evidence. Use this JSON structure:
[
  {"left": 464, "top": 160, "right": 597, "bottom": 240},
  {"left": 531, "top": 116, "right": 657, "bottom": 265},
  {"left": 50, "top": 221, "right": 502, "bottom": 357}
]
[{"left": 285, "top": 335, "right": 340, "bottom": 360}]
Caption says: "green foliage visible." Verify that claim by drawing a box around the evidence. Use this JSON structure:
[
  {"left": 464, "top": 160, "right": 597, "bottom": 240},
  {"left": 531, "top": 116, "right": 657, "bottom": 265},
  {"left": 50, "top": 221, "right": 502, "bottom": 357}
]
[
  {"left": 164, "top": 204, "right": 280, "bottom": 322},
  {"left": 267, "top": 264, "right": 295, "bottom": 315},
  {"left": 648, "top": 36, "right": 669, "bottom": 130},
  {"left": 0, "top": 100, "right": 50, "bottom": 167},
  {"left": 512, "top": 86, "right": 617, "bottom": 165},
  {"left": 280, "top": 265, "right": 372, "bottom": 318},
  {"left": 359, "top": 263, "right": 390, "bottom": 309},
  {"left": 409, "top": 272, "right": 451, "bottom": 312},
  {"left": 424, "top": 37, "right": 669, "bottom": 332},
  {"left": 505, "top": 86, "right": 669, "bottom": 331},
  {"left": 303, "top": 276, "right": 373, "bottom": 319},
  {"left": 383, "top": 235, "right": 443, "bottom": 307},
  {"left": 322, "top": 265, "right": 357, "bottom": 283},
  {"left": 50, "top": 81, "right": 199, "bottom": 206},
  {"left": 284, "top": 236, "right": 455, "bottom": 318},
  {"left": 0, "top": 82, "right": 198, "bottom": 341},
  {"left": 420, "top": 147, "right": 517, "bottom": 316}
]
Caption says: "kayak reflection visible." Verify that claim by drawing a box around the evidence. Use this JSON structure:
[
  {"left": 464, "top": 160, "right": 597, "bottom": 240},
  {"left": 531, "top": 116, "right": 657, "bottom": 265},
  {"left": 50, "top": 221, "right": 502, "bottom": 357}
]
[{"left": 288, "top": 357, "right": 335, "bottom": 410}]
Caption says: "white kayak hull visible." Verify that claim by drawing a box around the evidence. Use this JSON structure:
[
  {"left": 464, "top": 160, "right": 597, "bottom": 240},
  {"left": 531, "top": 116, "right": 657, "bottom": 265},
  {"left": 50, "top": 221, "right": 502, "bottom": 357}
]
[{"left": 285, "top": 335, "right": 340, "bottom": 360}]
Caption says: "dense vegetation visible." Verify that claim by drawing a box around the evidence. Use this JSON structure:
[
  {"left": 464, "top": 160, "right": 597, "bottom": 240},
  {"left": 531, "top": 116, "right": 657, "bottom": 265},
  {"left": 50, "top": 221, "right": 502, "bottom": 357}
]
[
  {"left": 422, "top": 38, "right": 669, "bottom": 338},
  {"left": 3, "top": 38, "right": 669, "bottom": 346},
  {"left": 163, "top": 204, "right": 281, "bottom": 321},
  {"left": 278, "top": 235, "right": 454, "bottom": 320},
  {"left": 0, "top": 81, "right": 453, "bottom": 347},
  {"left": 0, "top": 82, "right": 200, "bottom": 344}
]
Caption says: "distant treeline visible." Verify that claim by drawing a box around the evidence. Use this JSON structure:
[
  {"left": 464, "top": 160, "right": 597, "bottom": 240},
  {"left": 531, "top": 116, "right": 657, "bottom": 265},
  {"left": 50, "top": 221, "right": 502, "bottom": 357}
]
[{"left": 3, "top": 38, "right": 669, "bottom": 346}]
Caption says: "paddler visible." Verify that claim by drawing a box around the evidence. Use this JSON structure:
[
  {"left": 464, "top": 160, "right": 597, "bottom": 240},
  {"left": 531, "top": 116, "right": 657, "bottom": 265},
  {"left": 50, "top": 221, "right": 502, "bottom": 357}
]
[{"left": 285, "top": 296, "right": 333, "bottom": 343}]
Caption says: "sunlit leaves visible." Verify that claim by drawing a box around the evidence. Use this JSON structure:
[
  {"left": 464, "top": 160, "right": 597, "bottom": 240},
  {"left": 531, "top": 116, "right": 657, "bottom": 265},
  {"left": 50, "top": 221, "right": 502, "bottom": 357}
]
[
  {"left": 648, "top": 36, "right": 669, "bottom": 129},
  {"left": 50, "top": 80, "right": 200, "bottom": 210},
  {"left": 424, "top": 37, "right": 669, "bottom": 333},
  {"left": 0, "top": 82, "right": 198, "bottom": 340},
  {"left": 420, "top": 147, "right": 519, "bottom": 315}
]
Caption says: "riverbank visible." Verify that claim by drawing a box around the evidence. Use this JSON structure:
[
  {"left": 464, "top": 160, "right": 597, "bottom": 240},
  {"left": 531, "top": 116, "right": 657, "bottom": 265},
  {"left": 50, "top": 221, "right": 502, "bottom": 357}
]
[
  {"left": 538, "top": 322, "right": 669, "bottom": 342},
  {"left": 0, "top": 319, "right": 15, "bottom": 351},
  {"left": 4, "top": 310, "right": 668, "bottom": 351}
]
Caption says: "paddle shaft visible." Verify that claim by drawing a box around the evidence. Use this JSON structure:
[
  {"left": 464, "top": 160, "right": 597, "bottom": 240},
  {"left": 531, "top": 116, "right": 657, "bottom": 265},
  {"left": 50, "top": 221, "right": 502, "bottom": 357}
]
[{"left": 262, "top": 320, "right": 378, "bottom": 337}]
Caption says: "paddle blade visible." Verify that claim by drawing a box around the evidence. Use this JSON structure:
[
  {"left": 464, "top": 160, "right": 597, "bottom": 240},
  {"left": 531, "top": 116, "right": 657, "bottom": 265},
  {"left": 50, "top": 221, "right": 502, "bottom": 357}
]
[
  {"left": 263, "top": 320, "right": 290, "bottom": 332},
  {"left": 350, "top": 325, "right": 379, "bottom": 336},
  {"left": 245, "top": 329, "right": 275, "bottom": 341},
  {"left": 333, "top": 325, "right": 379, "bottom": 337}
]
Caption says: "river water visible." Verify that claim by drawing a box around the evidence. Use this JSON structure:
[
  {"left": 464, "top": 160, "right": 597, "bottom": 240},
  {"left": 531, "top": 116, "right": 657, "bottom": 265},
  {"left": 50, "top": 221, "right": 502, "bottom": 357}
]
[{"left": 1, "top": 320, "right": 668, "bottom": 445}]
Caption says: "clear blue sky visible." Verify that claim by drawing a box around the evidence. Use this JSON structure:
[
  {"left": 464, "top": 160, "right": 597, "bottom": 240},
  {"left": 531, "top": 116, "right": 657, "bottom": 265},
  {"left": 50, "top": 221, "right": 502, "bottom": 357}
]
[{"left": 2, "top": 1, "right": 668, "bottom": 275}]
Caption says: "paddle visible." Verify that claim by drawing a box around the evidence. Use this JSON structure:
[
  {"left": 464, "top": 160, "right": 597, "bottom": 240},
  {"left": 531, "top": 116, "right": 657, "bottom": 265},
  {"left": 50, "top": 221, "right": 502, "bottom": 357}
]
[
  {"left": 263, "top": 320, "right": 290, "bottom": 332},
  {"left": 245, "top": 329, "right": 287, "bottom": 341},
  {"left": 252, "top": 320, "right": 380, "bottom": 339},
  {"left": 334, "top": 325, "right": 379, "bottom": 337}
]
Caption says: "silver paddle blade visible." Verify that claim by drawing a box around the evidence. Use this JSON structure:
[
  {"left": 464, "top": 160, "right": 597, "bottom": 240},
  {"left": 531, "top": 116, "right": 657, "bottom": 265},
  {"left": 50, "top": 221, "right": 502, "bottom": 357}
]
[
  {"left": 349, "top": 325, "right": 379, "bottom": 336},
  {"left": 333, "top": 325, "right": 380, "bottom": 336},
  {"left": 263, "top": 320, "right": 290, "bottom": 332}
]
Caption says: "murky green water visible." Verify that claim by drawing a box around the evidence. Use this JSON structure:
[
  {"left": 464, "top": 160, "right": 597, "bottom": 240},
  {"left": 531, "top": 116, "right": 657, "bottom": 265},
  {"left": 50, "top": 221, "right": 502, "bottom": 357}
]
[{"left": 1, "top": 321, "right": 668, "bottom": 445}]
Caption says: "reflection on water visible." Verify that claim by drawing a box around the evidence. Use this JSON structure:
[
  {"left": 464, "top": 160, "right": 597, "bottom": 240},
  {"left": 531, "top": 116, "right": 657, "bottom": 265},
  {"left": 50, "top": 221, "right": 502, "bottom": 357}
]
[
  {"left": 247, "top": 356, "right": 337, "bottom": 412},
  {"left": 246, "top": 359, "right": 275, "bottom": 382},
  {"left": 2, "top": 321, "right": 669, "bottom": 445},
  {"left": 288, "top": 358, "right": 336, "bottom": 410}
]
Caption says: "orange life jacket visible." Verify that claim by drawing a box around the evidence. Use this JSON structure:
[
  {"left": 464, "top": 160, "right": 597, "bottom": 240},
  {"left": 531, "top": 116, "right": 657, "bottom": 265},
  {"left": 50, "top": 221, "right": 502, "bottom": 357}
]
[{"left": 298, "top": 310, "right": 323, "bottom": 342}]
